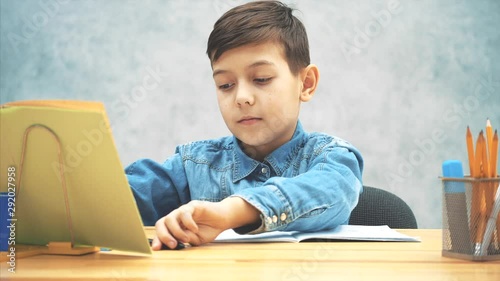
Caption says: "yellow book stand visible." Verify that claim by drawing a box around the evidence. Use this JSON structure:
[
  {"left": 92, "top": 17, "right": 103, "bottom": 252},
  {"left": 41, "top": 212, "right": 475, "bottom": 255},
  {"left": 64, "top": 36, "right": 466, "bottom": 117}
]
[{"left": 0, "top": 100, "right": 151, "bottom": 261}]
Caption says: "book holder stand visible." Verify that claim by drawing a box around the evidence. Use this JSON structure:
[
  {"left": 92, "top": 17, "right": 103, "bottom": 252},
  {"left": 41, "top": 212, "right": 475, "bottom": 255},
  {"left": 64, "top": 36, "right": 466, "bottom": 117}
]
[{"left": 1, "top": 124, "right": 99, "bottom": 261}]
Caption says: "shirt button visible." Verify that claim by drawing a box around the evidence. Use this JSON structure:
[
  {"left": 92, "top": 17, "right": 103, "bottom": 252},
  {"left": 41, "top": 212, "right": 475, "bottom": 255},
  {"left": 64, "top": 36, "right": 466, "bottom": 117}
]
[
  {"left": 261, "top": 167, "right": 268, "bottom": 174},
  {"left": 280, "top": 213, "right": 287, "bottom": 221},
  {"left": 266, "top": 217, "right": 273, "bottom": 224},
  {"left": 272, "top": 215, "right": 278, "bottom": 223}
]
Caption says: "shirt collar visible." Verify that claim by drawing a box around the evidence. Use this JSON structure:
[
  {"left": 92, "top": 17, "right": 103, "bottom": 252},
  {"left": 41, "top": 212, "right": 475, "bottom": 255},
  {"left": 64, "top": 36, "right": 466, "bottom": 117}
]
[{"left": 232, "top": 121, "right": 307, "bottom": 182}]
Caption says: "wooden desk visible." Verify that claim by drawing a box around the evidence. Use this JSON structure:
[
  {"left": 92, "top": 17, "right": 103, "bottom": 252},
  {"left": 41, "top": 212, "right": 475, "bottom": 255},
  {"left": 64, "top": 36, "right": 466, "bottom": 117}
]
[{"left": 1, "top": 229, "right": 499, "bottom": 280}]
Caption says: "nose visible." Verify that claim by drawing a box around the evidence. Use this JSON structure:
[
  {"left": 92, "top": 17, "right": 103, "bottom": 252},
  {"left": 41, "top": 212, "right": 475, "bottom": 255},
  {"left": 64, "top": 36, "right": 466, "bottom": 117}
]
[{"left": 235, "top": 83, "right": 255, "bottom": 106}]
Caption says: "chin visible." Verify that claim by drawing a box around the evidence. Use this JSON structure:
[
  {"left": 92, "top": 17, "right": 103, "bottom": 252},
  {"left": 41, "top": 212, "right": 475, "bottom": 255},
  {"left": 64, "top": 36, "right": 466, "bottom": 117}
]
[{"left": 237, "top": 132, "right": 274, "bottom": 147}]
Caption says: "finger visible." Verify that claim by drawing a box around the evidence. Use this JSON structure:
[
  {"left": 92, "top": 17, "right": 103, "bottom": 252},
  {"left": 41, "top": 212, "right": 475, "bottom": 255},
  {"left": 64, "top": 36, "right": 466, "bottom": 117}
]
[
  {"left": 155, "top": 218, "right": 182, "bottom": 249},
  {"left": 164, "top": 213, "right": 190, "bottom": 243},
  {"left": 184, "top": 230, "right": 201, "bottom": 246},
  {"left": 151, "top": 236, "right": 185, "bottom": 250},
  {"left": 181, "top": 225, "right": 205, "bottom": 245},
  {"left": 150, "top": 236, "right": 163, "bottom": 251},
  {"left": 179, "top": 208, "right": 199, "bottom": 234}
]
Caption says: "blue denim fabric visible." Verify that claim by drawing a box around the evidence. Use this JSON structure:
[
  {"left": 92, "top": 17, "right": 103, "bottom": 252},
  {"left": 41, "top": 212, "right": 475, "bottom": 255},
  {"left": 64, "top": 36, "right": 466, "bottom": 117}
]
[{"left": 126, "top": 121, "right": 363, "bottom": 234}]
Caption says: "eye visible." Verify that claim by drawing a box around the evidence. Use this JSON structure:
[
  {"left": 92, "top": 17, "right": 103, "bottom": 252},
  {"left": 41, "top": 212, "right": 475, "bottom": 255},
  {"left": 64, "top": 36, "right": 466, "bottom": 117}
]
[
  {"left": 218, "top": 83, "right": 234, "bottom": 91},
  {"left": 254, "top": 77, "right": 272, "bottom": 84}
]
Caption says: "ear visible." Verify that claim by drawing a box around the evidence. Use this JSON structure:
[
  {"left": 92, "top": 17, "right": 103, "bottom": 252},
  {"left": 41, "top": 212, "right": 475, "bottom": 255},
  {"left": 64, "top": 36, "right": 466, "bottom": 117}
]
[{"left": 299, "top": 64, "right": 320, "bottom": 102}]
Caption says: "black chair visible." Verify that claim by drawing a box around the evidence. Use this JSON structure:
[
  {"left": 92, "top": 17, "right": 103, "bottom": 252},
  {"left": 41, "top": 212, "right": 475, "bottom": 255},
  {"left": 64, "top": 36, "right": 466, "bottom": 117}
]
[{"left": 349, "top": 185, "right": 418, "bottom": 229}]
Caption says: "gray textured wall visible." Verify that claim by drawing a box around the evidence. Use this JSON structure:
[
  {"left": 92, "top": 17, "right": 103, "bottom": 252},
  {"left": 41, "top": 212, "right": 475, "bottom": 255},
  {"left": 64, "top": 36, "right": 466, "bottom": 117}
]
[{"left": 1, "top": 0, "right": 499, "bottom": 228}]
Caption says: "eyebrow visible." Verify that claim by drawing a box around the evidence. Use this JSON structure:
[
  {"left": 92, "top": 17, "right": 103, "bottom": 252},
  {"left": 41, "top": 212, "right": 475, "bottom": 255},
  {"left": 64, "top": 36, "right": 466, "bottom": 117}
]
[{"left": 212, "top": 60, "right": 276, "bottom": 77}]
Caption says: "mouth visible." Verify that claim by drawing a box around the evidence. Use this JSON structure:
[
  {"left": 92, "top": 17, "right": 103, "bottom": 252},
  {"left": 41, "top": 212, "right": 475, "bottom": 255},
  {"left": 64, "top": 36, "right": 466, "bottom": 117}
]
[{"left": 238, "top": 116, "right": 262, "bottom": 124}]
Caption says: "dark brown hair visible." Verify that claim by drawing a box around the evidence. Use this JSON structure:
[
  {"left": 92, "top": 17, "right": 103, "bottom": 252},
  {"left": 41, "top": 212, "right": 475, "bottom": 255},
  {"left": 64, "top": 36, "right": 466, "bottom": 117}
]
[{"left": 206, "top": 1, "right": 310, "bottom": 75}]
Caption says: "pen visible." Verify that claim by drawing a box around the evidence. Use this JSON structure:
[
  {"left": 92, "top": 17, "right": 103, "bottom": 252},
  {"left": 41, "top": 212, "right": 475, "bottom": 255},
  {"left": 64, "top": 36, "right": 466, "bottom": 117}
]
[
  {"left": 148, "top": 238, "right": 185, "bottom": 250},
  {"left": 480, "top": 182, "right": 500, "bottom": 256}
]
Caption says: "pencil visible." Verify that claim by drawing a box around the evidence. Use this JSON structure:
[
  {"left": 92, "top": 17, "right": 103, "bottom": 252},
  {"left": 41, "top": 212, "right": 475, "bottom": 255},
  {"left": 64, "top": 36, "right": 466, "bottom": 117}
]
[
  {"left": 481, "top": 130, "right": 496, "bottom": 254},
  {"left": 492, "top": 130, "right": 499, "bottom": 250},
  {"left": 473, "top": 132, "right": 488, "bottom": 177},
  {"left": 471, "top": 132, "right": 487, "bottom": 255},
  {"left": 471, "top": 132, "right": 481, "bottom": 246},
  {"left": 482, "top": 118, "right": 500, "bottom": 251},
  {"left": 492, "top": 130, "right": 498, "bottom": 178},
  {"left": 467, "top": 126, "right": 475, "bottom": 177},
  {"left": 468, "top": 126, "right": 478, "bottom": 250},
  {"left": 486, "top": 121, "right": 498, "bottom": 252},
  {"left": 486, "top": 118, "right": 493, "bottom": 168},
  {"left": 483, "top": 121, "right": 494, "bottom": 249},
  {"left": 469, "top": 130, "right": 481, "bottom": 245}
]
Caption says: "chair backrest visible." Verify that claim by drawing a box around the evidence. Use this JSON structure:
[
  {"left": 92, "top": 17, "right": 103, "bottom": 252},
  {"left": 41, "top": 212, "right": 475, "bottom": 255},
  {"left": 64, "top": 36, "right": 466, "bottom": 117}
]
[{"left": 349, "top": 185, "right": 418, "bottom": 229}]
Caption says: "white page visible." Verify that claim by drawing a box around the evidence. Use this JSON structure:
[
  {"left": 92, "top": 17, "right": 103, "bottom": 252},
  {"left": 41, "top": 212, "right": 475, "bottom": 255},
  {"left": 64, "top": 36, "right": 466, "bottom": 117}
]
[
  {"left": 214, "top": 225, "right": 420, "bottom": 243},
  {"left": 293, "top": 225, "right": 420, "bottom": 242}
]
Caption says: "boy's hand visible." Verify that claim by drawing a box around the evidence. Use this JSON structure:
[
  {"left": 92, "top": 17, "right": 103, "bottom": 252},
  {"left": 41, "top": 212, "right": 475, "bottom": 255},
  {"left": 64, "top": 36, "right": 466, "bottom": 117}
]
[{"left": 151, "top": 197, "right": 260, "bottom": 250}]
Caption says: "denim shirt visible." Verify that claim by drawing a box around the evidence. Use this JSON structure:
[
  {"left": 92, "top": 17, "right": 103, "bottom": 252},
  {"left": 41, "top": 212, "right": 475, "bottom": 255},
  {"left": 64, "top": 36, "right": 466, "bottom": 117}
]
[{"left": 126, "top": 121, "right": 363, "bottom": 234}]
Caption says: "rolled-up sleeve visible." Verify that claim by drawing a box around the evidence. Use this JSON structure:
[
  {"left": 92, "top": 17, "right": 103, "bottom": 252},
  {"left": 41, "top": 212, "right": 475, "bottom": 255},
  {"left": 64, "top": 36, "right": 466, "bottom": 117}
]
[
  {"left": 125, "top": 154, "right": 191, "bottom": 226},
  {"left": 232, "top": 142, "right": 363, "bottom": 234}
]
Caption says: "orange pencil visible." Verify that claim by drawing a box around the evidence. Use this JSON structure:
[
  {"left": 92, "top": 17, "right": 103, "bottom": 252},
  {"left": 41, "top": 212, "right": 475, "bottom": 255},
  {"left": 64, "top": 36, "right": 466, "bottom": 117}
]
[
  {"left": 486, "top": 119, "right": 493, "bottom": 167},
  {"left": 480, "top": 132, "right": 490, "bottom": 177},
  {"left": 492, "top": 131, "right": 499, "bottom": 247},
  {"left": 481, "top": 131, "right": 495, "bottom": 249},
  {"left": 471, "top": 132, "right": 483, "bottom": 247},
  {"left": 475, "top": 131, "right": 487, "bottom": 177},
  {"left": 471, "top": 132, "right": 488, "bottom": 252},
  {"left": 483, "top": 122, "right": 494, "bottom": 238},
  {"left": 491, "top": 130, "right": 498, "bottom": 178},
  {"left": 467, "top": 126, "right": 480, "bottom": 252},
  {"left": 467, "top": 126, "right": 475, "bottom": 177},
  {"left": 485, "top": 121, "right": 498, "bottom": 252}
]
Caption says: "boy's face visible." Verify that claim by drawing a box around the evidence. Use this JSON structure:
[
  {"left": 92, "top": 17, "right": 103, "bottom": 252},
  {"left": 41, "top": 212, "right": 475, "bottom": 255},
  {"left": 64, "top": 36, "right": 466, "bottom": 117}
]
[{"left": 212, "top": 42, "right": 309, "bottom": 158}]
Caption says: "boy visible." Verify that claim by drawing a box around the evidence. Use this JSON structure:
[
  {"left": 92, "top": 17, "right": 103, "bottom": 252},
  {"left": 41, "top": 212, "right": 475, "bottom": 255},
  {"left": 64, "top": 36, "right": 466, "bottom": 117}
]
[{"left": 126, "top": 1, "right": 363, "bottom": 250}]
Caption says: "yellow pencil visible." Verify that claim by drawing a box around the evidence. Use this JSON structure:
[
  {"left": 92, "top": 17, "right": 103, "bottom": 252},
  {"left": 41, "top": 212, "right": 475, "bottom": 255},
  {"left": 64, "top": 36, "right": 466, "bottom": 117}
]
[
  {"left": 474, "top": 131, "right": 487, "bottom": 177},
  {"left": 483, "top": 121, "right": 495, "bottom": 249},
  {"left": 492, "top": 131, "right": 499, "bottom": 246},
  {"left": 492, "top": 130, "right": 498, "bottom": 178},
  {"left": 475, "top": 130, "right": 489, "bottom": 247},
  {"left": 486, "top": 118, "right": 494, "bottom": 168},
  {"left": 467, "top": 126, "right": 475, "bottom": 177},
  {"left": 467, "top": 126, "right": 480, "bottom": 252},
  {"left": 485, "top": 121, "right": 498, "bottom": 252},
  {"left": 471, "top": 132, "right": 484, "bottom": 247}
]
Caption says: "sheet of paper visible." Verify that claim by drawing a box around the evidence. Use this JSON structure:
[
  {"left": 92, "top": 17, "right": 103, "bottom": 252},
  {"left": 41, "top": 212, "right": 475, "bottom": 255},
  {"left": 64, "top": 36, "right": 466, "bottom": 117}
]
[
  {"left": 215, "top": 230, "right": 300, "bottom": 242},
  {"left": 214, "top": 225, "right": 420, "bottom": 243}
]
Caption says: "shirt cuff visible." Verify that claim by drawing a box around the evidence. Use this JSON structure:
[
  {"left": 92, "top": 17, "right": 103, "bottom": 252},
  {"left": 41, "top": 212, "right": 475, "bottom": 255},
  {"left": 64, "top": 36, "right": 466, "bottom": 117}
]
[{"left": 230, "top": 185, "right": 292, "bottom": 234}]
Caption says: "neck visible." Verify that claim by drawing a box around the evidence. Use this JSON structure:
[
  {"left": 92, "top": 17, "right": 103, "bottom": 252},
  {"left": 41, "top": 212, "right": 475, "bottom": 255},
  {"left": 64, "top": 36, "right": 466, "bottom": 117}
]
[{"left": 241, "top": 143, "right": 268, "bottom": 162}]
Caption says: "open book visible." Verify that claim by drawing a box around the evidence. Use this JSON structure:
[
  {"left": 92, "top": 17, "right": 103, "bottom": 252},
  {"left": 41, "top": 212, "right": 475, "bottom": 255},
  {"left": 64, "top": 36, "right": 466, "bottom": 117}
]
[
  {"left": 215, "top": 225, "right": 420, "bottom": 243},
  {"left": 0, "top": 100, "right": 151, "bottom": 255}
]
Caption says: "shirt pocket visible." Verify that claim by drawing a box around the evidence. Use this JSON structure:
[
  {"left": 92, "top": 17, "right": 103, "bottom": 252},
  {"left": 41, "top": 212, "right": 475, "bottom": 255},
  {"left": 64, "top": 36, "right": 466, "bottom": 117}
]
[
  {"left": 187, "top": 163, "right": 231, "bottom": 202},
  {"left": 299, "top": 207, "right": 328, "bottom": 218}
]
